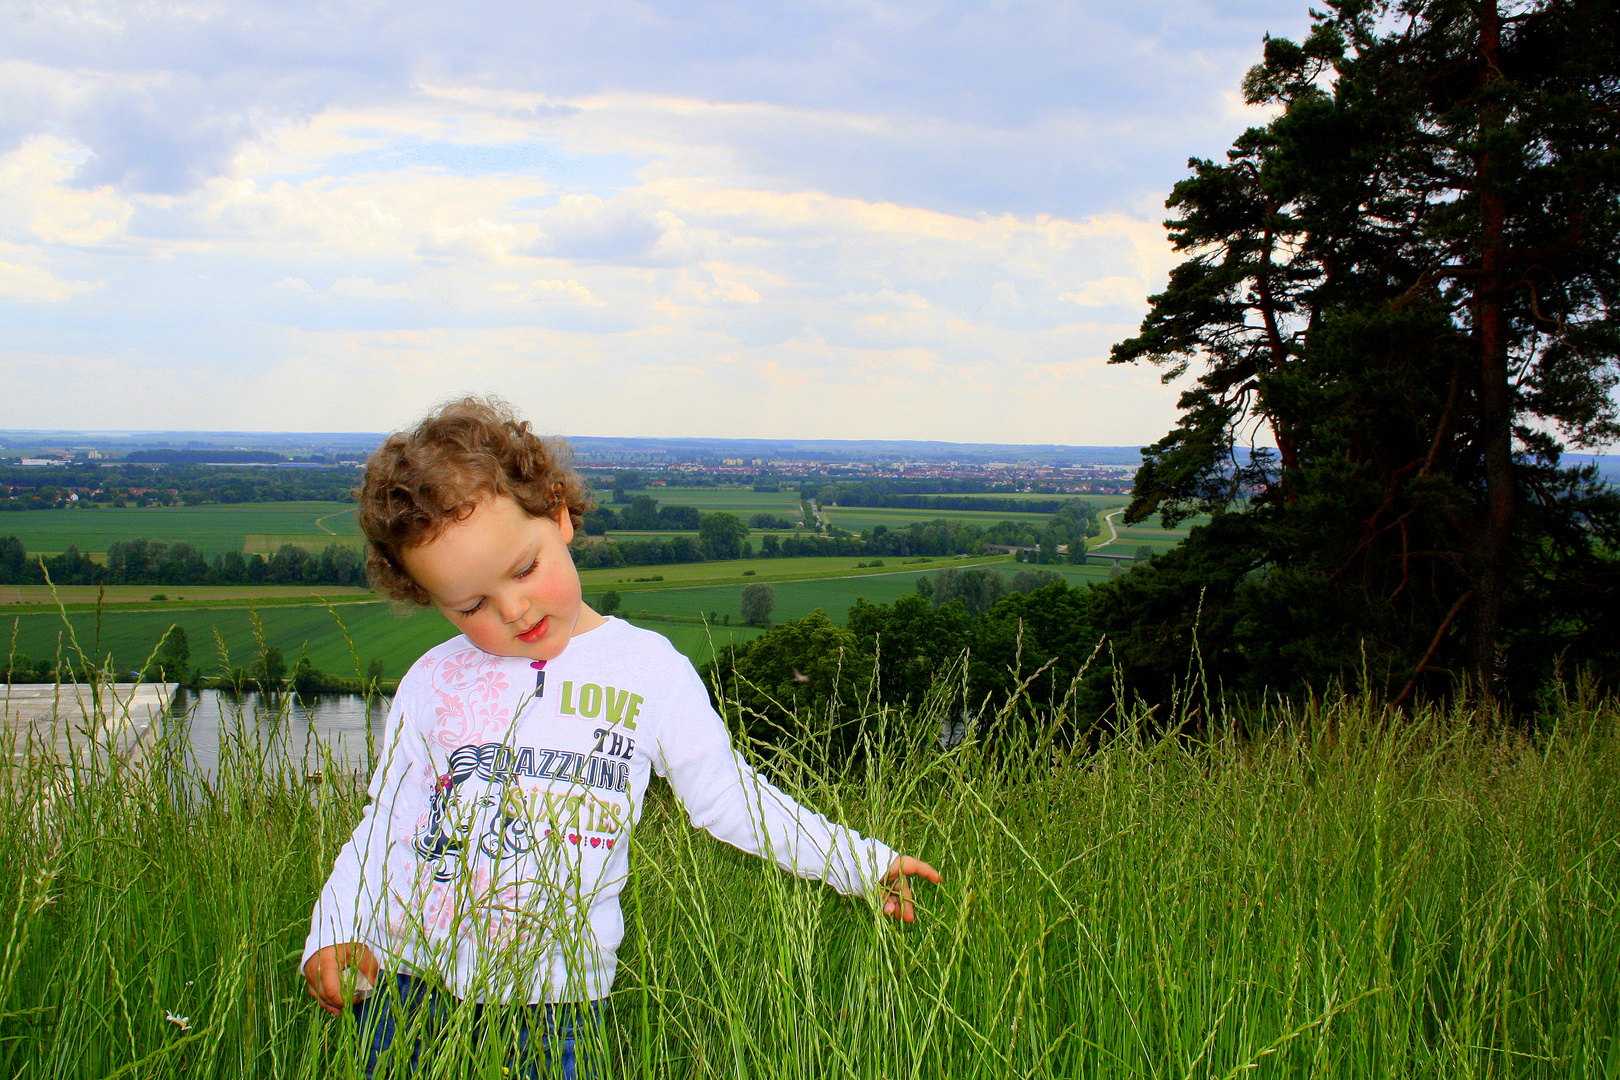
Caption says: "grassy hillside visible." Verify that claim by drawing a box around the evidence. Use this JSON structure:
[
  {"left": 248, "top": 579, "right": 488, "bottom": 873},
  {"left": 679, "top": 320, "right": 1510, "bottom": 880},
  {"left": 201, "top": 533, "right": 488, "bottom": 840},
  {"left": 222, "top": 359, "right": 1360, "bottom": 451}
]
[{"left": 2, "top": 683, "right": 1613, "bottom": 1077}]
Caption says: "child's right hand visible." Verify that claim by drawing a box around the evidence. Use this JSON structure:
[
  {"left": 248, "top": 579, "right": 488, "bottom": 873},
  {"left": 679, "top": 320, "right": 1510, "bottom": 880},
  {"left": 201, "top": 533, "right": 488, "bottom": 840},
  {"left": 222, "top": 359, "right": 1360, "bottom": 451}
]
[{"left": 303, "top": 942, "right": 380, "bottom": 1015}]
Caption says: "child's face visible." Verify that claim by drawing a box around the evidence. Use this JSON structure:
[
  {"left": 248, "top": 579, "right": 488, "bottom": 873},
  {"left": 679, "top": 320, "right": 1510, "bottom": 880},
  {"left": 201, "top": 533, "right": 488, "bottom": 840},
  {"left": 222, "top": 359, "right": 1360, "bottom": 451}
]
[{"left": 399, "top": 494, "right": 603, "bottom": 662}]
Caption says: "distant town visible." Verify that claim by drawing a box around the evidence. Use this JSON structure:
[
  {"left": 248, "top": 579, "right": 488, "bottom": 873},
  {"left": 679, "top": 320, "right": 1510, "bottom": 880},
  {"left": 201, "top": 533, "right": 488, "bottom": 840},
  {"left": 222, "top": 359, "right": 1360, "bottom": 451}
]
[{"left": 0, "top": 430, "right": 1147, "bottom": 497}]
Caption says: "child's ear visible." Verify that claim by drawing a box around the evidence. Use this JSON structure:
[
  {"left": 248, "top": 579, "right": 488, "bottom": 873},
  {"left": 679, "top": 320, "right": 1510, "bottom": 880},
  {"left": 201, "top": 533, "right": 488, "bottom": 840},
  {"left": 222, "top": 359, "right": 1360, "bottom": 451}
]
[{"left": 552, "top": 504, "right": 574, "bottom": 542}]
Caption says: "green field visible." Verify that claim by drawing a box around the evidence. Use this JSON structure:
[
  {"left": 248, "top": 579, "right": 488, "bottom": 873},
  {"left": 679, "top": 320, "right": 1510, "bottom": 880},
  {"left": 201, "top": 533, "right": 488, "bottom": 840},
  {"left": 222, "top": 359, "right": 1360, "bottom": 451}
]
[
  {"left": 0, "top": 493, "right": 1195, "bottom": 680},
  {"left": 579, "top": 554, "right": 981, "bottom": 593},
  {"left": 0, "top": 502, "right": 359, "bottom": 557},
  {"left": 631, "top": 486, "right": 803, "bottom": 516},
  {"left": 4, "top": 601, "right": 774, "bottom": 680},
  {"left": 4, "top": 602, "right": 435, "bottom": 681},
  {"left": 243, "top": 532, "right": 363, "bottom": 554},
  {"left": 2, "top": 490, "right": 1141, "bottom": 561},
  {"left": 0, "top": 584, "right": 374, "bottom": 607},
  {"left": 819, "top": 504, "right": 1061, "bottom": 532},
  {"left": 608, "top": 564, "right": 1052, "bottom": 626},
  {"left": 2, "top": 557, "right": 1038, "bottom": 679},
  {"left": 1, "top": 549, "right": 1163, "bottom": 680}
]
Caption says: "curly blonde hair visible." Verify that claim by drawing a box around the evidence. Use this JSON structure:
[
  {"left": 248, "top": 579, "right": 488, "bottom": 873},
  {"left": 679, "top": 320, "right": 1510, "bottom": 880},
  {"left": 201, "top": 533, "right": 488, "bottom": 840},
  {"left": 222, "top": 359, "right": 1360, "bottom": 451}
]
[{"left": 356, "top": 396, "right": 595, "bottom": 605}]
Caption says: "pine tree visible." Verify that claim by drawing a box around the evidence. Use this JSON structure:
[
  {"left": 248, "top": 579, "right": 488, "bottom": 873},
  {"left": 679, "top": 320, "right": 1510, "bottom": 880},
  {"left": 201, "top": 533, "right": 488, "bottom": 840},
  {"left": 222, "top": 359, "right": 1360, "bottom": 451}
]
[{"left": 1100, "top": 0, "right": 1620, "bottom": 705}]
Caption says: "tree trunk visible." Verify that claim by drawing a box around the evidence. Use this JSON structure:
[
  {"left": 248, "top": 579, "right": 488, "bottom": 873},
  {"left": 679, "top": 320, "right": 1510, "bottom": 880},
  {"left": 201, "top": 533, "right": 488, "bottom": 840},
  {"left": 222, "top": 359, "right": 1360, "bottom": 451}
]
[{"left": 1468, "top": 0, "right": 1513, "bottom": 695}]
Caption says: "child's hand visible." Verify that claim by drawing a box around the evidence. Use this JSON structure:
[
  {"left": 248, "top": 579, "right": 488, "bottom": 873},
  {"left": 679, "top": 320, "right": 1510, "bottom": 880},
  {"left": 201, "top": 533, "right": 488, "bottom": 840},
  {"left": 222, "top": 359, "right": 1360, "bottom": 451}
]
[
  {"left": 303, "top": 942, "right": 380, "bottom": 1015},
  {"left": 881, "top": 855, "right": 941, "bottom": 923}
]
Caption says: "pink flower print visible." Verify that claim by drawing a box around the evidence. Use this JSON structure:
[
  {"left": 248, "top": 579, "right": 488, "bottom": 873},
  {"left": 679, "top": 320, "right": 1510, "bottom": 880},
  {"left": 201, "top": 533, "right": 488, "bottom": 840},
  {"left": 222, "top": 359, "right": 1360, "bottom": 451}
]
[
  {"left": 423, "top": 882, "right": 457, "bottom": 932},
  {"left": 429, "top": 691, "right": 477, "bottom": 748},
  {"left": 435, "top": 648, "right": 486, "bottom": 688},
  {"left": 428, "top": 653, "right": 516, "bottom": 746},
  {"left": 435, "top": 648, "right": 510, "bottom": 695},
  {"left": 435, "top": 773, "right": 454, "bottom": 795}
]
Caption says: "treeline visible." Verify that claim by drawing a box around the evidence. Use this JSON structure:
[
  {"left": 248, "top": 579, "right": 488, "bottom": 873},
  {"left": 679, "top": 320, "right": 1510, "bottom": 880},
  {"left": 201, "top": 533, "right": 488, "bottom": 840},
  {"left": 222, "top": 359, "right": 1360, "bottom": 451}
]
[
  {"left": 0, "top": 536, "right": 367, "bottom": 587},
  {"left": 702, "top": 571, "right": 1098, "bottom": 765},
  {"left": 1, "top": 462, "right": 358, "bottom": 509},
  {"left": 582, "top": 496, "right": 701, "bottom": 533}
]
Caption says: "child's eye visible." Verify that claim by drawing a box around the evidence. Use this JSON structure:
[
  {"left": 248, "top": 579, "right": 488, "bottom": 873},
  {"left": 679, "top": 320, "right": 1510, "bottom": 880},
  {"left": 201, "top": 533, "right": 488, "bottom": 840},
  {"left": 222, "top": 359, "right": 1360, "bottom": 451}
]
[
  {"left": 515, "top": 557, "right": 539, "bottom": 580},
  {"left": 457, "top": 599, "right": 486, "bottom": 617}
]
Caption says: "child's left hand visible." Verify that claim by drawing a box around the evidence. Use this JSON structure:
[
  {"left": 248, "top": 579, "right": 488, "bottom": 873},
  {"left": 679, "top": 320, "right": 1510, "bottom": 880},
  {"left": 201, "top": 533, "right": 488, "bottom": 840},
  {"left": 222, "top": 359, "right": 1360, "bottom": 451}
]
[{"left": 881, "top": 855, "right": 941, "bottom": 922}]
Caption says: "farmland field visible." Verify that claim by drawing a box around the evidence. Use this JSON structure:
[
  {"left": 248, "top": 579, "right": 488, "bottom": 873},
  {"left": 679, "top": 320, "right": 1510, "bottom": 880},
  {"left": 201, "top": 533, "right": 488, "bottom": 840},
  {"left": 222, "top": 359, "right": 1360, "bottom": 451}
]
[
  {"left": 1, "top": 494, "right": 1197, "bottom": 680},
  {"left": 242, "top": 531, "right": 363, "bottom": 554},
  {"left": 4, "top": 601, "right": 434, "bottom": 680},
  {"left": 0, "top": 584, "right": 374, "bottom": 607},
  {"left": 6, "top": 598, "right": 776, "bottom": 679},
  {"left": 0, "top": 502, "right": 359, "bottom": 557},
  {"left": 1091, "top": 517, "right": 1203, "bottom": 559},
  {"left": 614, "top": 573, "right": 923, "bottom": 626},
  {"left": 578, "top": 554, "right": 995, "bottom": 593},
  {"left": 603, "top": 561, "right": 1063, "bottom": 626},
  {"left": 631, "top": 486, "right": 803, "bottom": 516},
  {"left": 820, "top": 505, "right": 1056, "bottom": 532},
  {"left": 2, "top": 490, "right": 1142, "bottom": 560}
]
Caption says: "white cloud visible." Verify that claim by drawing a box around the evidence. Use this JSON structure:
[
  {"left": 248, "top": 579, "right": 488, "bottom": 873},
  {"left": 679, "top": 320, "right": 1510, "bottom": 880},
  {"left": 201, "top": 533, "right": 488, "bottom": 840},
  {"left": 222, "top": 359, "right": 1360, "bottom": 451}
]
[
  {"left": 1062, "top": 275, "right": 1150, "bottom": 307},
  {"left": 524, "top": 194, "right": 668, "bottom": 261},
  {"left": 0, "top": 135, "right": 132, "bottom": 246},
  {"left": 329, "top": 275, "right": 413, "bottom": 300},
  {"left": 526, "top": 277, "right": 597, "bottom": 304},
  {"left": 0, "top": 257, "right": 102, "bottom": 301},
  {"left": 0, "top": 0, "right": 1323, "bottom": 441}
]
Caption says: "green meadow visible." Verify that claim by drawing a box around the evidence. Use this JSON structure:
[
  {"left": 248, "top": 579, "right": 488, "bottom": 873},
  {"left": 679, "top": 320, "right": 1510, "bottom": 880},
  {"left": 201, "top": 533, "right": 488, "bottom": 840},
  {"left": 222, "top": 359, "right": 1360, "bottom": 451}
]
[
  {"left": 3, "top": 489, "right": 1152, "bottom": 564},
  {"left": 2, "top": 558, "right": 1016, "bottom": 679},
  {"left": 4, "top": 601, "right": 442, "bottom": 681},
  {"left": 0, "top": 490, "right": 1195, "bottom": 680},
  {"left": 630, "top": 486, "right": 804, "bottom": 516},
  {"left": 610, "top": 565, "right": 1017, "bottom": 626},
  {"left": 3, "top": 668, "right": 1614, "bottom": 1078},
  {"left": 819, "top": 504, "right": 1077, "bottom": 533},
  {"left": 579, "top": 554, "right": 998, "bottom": 593},
  {"left": 2, "top": 502, "right": 359, "bottom": 558}
]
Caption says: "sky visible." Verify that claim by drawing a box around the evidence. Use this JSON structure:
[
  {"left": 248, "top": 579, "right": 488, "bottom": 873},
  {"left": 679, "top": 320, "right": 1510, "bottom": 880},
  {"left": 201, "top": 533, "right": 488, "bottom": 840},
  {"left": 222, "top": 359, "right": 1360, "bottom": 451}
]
[{"left": 0, "top": 0, "right": 1312, "bottom": 444}]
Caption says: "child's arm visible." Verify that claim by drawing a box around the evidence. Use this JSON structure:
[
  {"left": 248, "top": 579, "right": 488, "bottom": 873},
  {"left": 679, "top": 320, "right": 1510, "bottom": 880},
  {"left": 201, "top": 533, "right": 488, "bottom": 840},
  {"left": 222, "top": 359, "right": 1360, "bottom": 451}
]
[
  {"left": 300, "top": 688, "right": 424, "bottom": 1001},
  {"left": 652, "top": 658, "right": 939, "bottom": 915},
  {"left": 303, "top": 942, "right": 380, "bottom": 1015}
]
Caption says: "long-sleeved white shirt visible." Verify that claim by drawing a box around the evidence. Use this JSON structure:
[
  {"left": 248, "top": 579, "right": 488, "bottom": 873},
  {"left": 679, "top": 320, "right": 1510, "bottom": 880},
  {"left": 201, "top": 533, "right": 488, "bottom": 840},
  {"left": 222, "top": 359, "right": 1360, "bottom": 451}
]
[{"left": 302, "top": 617, "right": 895, "bottom": 1003}]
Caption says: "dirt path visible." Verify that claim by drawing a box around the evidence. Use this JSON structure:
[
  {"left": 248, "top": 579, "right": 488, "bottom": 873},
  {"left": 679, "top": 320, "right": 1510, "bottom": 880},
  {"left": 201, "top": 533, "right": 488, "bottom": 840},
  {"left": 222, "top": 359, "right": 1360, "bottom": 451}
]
[
  {"left": 312, "top": 509, "right": 352, "bottom": 535},
  {"left": 1097, "top": 509, "right": 1124, "bottom": 548}
]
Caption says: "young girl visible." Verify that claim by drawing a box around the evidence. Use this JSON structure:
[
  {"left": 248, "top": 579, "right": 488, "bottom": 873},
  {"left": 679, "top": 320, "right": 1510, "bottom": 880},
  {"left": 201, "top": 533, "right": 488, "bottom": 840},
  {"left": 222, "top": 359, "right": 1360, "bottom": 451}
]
[{"left": 302, "top": 396, "right": 937, "bottom": 1076}]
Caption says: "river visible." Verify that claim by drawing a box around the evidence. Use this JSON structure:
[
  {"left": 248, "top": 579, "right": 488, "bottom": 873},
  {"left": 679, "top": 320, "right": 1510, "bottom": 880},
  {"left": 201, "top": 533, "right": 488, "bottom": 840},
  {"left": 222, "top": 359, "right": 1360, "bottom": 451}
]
[{"left": 153, "top": 687, "right": 387, "bottom": 780}]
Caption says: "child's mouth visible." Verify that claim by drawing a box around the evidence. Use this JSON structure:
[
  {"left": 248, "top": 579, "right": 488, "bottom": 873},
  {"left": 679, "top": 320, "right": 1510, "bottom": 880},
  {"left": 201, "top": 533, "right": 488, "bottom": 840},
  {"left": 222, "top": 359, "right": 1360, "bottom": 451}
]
[{"left": 518, "top": 616, "right": 548, "bottom": 643}]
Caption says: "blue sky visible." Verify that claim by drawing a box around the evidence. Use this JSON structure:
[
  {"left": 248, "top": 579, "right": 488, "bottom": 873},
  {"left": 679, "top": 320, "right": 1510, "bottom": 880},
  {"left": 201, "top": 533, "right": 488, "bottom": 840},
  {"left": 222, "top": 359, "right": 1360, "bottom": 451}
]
[{"left": 0, "top": 0, "right": 1310, "bottom": 443}]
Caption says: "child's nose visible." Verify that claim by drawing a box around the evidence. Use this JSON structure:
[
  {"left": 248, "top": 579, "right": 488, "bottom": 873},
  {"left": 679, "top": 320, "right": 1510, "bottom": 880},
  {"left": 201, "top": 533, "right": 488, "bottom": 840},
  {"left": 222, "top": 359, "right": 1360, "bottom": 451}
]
[{"left": 496, "top": 591, "right": 529, "bottom": 623}]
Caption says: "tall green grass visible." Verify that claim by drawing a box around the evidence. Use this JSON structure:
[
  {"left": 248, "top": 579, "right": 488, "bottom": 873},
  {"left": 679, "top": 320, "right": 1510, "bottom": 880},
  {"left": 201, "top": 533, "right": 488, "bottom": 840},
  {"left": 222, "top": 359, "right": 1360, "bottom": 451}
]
[{"left": 2, "top": 663, "right": 1616, "bottom": 1077}]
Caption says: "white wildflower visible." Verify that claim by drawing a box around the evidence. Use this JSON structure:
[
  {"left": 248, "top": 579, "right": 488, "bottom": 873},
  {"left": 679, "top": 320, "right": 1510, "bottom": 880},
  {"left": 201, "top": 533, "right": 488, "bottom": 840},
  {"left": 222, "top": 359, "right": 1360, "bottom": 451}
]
[{"left": 165, "top": 1010, "right": 191, "bottom": 1031}]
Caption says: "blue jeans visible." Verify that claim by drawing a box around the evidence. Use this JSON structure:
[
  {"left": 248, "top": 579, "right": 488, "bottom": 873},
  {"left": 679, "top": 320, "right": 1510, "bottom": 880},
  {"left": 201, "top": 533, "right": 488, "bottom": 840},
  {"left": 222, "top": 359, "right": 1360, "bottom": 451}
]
[{"left": 353, "top": 971, "right": 600, "bottom": 1078}]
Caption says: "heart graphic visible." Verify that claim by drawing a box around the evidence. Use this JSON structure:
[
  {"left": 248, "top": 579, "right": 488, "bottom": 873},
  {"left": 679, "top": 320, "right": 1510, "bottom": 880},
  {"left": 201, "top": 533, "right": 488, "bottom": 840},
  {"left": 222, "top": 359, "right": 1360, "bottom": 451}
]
[
  {"left": 568, "top": 834, "right": 580, "bottom": 844},
  {"left": 606, "top": 839, "right": 615, "bottom": 849},
  {"left": 590, "top": 837, "right": 601, "bottom": 848},
  {"left": 543, "top": 829, "right": 551, "bottom": 838}
]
